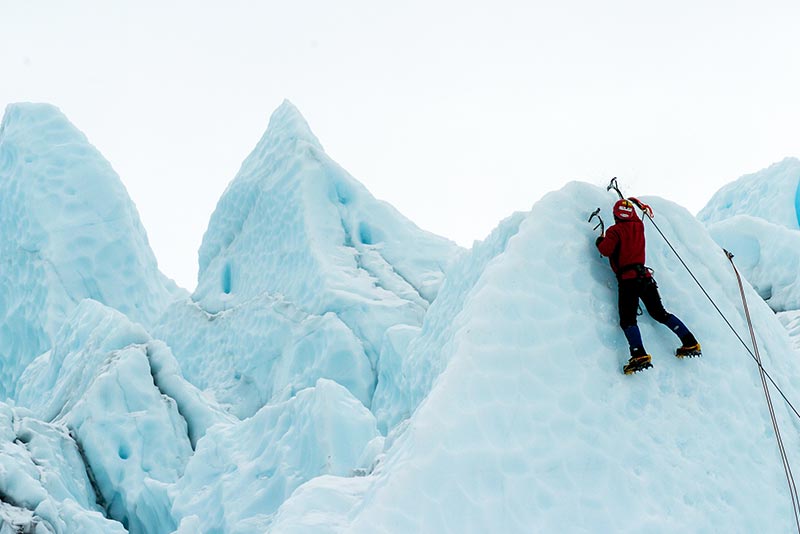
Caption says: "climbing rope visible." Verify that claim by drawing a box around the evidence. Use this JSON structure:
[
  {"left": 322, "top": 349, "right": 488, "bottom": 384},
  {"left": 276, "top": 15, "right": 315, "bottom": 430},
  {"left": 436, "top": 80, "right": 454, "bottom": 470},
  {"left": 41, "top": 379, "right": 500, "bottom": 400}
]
[
  {"left": 643, "top": 213, "right": 800, "bottom": 532},
  {"left": 728, "top": 249, "right": 800, "bottom": 532},
  {"left": 644, "top": 215, "right": 800, "bottom": 421}
]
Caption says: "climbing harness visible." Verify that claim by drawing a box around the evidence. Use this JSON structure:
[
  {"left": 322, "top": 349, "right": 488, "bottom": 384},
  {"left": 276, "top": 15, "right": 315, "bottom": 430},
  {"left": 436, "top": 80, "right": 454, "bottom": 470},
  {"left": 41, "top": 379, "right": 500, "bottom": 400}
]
[{"left": 606, "top": 177, "right": 800, "bottom": 532}]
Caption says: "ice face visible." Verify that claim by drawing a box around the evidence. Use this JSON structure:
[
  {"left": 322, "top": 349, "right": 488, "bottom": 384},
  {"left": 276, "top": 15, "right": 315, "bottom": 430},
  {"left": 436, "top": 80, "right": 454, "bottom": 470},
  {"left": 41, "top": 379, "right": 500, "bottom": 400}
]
[
  {"left": 699, "top": 158, "right": 800, "bottom": 349},
  {"left": 371, "top": 211, "right": 526, "bottom": 432},
  {"left": 15, "top": 300, "right": 233, "bottom": 533},
  {"left": 277, "top": 183, "right": 800, "bottom": 533},
  {"left": 163, "top": 101, "right": 460, "bottom": 419},
  {"left": 193, "top": 100, "right": 460, "bottom": 366},
  {"left": 698, "top": 157, "right": 800, "bottom": 229},
  {"left": 5, "top": 99, "right": 800, "bottom": 533},
  {"left": 706, "top": 215, "right": 800, "bottom": 312},
  {"left": 171, "top": 378, "right": 379, "bottom": 533},
  {"left": 153, "top": 294, "right": 375, "bottom": 419},
  {"left": 0, "top": 103, "right": 185, "bottom": 398},
  {"left": 0, "top": 403, "right": 127, "bottom": 533}
]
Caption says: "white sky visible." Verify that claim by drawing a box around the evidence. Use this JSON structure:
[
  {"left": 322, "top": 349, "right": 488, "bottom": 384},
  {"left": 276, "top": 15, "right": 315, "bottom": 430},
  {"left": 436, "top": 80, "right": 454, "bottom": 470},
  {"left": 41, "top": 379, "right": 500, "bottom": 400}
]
[{"left": 2, "top": 1, "right": 799, "bottom": 290}]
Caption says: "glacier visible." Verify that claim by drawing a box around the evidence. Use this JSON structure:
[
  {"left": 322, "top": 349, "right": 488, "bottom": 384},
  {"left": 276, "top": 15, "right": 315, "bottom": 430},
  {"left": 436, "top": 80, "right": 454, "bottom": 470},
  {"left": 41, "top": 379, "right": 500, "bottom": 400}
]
[
  {"left": 2, "top": 100, "right": 800, "bottom": 533},
  {"left": 698, "top": 157, "right": 800, "bottom": 352},
  {"left": 0, "top": 103, "right": 185, "bottom": 400}
]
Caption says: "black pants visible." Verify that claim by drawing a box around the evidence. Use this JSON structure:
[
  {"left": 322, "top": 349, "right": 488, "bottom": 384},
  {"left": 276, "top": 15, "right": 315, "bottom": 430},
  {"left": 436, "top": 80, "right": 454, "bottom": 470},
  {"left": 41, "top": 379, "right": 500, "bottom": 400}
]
[{"left": 618, "top": 276, "right": 670, "bottom": 329}]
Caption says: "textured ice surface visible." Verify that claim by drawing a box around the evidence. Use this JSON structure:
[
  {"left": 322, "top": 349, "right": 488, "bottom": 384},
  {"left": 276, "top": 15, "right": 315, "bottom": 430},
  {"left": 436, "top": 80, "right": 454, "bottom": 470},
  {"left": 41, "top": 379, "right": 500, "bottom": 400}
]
[
  {"left": 698, "top": 157, "right": 800, "bottom": 229},
  {"left": 159, "top": 101, "right": 459, "bottom": 420},
  {"left": 699, "top": 158, "right": 800, "bottom": 350},
  {"left": 154, "top": 294, "right": 373, "bottom": 419},
  {"left": 707, "top": 215, "right": 800, "bottom": 312},
  {"left": 171, "top": 379, "right": 379, "bottom": 533},
  {"left": 0, "top": 103, "right": 185, "bottom": 398},
  {"left": 5, "top": 99, "right": 800, "bottom": 532},
  {"left": 15, "top": 300, "right": 231, "bottom": 533},
  {"left": 192, "top": 101, "right": 459, "bottom": 366},
  {"left": 275, "top": 183, "right": 800, "bottom": 533},
  {"left": 372, "top": 212, "right": 526, "bottom": 432},
  {"left": 0, "top": 403, "right": 126, "bottom": 533},
  {"left": 779, "top": 310, "right": 800, "bottom": 352}
]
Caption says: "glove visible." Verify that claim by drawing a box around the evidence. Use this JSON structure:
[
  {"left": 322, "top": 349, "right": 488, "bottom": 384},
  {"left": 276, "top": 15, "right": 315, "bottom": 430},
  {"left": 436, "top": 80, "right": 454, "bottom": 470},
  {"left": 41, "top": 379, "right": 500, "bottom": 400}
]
[
  {"left": 628, "top": 197, "right": 654, "bottom": 218},
  {"left": 595, "top": 236, "right": 604, "bottom": 247}
]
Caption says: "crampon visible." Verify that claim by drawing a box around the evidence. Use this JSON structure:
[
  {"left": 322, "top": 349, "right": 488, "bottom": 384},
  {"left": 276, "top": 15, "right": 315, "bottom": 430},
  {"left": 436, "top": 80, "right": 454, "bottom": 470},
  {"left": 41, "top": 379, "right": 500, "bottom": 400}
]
[
  {"left": 623, "top": 354, "right": 653, "bottom": 375},
  {"left": 676, "top": 343, "right": 702, "bottom": 359}
]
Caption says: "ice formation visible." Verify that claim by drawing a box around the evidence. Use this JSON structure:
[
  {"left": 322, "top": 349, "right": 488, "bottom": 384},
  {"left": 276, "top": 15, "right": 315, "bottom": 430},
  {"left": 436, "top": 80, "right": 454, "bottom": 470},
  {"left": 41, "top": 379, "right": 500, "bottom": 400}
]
[
  {"left": 157, "top": 100, "right": 460, "bottom": 417},
  {"left": 275, "top": 183, "right": 800, "bottom": 533},
  {"left": 16, "top": 300, "right": 234, "bottom": 533},
  {"left": 171, "top": 378, "right": 380, "bottom": 533},
  {"left": 0, "top": 103, "right": 185, "bottom": 398},
  {"left": 698, "top": 156, "right": 800, "bottom": 229},
  {"left": 2, "top": 101, "right": 800, "bottom": 533},
  {"left": 698, "top": 158, "right": 800, "bottom": 349}
]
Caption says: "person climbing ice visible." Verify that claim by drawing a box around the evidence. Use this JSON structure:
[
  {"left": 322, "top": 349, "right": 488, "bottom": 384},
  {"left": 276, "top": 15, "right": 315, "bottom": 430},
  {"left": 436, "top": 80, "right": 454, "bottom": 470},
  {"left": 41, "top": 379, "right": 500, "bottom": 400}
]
[{"left": 595, "top": 197, "right": 702, "bottom": 374}]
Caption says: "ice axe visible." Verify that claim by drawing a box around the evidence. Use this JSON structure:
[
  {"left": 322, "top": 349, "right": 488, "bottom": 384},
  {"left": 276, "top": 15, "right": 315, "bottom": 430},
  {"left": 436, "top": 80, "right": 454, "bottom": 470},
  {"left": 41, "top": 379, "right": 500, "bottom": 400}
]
[
  {"left": 607, "top": 177, "right": 624, "bottom": 200},
  {"left": 606, "top": 177, "right": 654, "bottom": 219},
  {"left": 588, "top": 207, "right": 604, "bottom": 236}
]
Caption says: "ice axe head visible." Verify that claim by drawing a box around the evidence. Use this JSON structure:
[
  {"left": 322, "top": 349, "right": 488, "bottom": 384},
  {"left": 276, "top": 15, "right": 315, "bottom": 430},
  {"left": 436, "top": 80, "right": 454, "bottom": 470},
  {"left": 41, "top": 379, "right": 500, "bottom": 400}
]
[
  {"left": 588, "top": 208, "right": 604, "bottom": 234},
  {"left": 607, "top": 177, "right": 624, "bottom": 200}
]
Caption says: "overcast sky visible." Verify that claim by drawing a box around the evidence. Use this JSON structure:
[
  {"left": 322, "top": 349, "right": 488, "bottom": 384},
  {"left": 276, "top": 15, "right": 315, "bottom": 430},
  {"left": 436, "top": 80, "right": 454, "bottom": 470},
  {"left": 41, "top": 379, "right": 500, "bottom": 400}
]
[{"left": 2, "top": 1, "right": 799, "bottom": 290}]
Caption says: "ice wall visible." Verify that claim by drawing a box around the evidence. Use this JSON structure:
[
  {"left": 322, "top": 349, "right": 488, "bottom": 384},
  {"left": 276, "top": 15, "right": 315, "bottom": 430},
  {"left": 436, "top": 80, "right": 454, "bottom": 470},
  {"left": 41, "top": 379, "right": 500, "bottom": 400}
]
[
  {"left": 15, "top": 300, "right": 233, "bottom": 533},
  {"left": 274, "top": 183, "right": 800, "bottom": 533},
  {"left": 706, "top": 215, "right": 800, "bottom": 312},
  {"left": 0, "top": 403, "right": 127, "bottom": 532},
  {"left": 698, "top": 157, "right": 800, "bottom": 229},
  {"left": 154, "top": 295, "right": 374, "bottom": 418},
  {"left": 0, "top": 103, "right": 185, "bottom": 398},
  {"left": 160, "top": 101, "right": 460, "bottom": 417}
]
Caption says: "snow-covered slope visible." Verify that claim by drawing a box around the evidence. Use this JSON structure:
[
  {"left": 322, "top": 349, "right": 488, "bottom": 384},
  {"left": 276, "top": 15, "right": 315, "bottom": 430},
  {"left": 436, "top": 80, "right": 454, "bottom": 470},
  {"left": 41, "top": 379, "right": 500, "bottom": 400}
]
[
  {"left": 0, "top": 103, "right": 185, "bottom": 398},
  {"left": 273, "top": 183, "right": 800, "bottom": 533},
  {"left": 156, "top": 101, "right": 460, "bottom": 417}
]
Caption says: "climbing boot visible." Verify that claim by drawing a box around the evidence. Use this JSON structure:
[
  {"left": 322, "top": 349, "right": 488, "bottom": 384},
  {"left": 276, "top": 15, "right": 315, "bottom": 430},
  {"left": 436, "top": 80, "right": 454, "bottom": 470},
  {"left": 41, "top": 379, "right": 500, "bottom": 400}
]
[
  {"left": 676, "top": 342, "right": 702, "bottom": 358},
  {"left": 623, "top": 354, "right": 653, "bottom": 375}
]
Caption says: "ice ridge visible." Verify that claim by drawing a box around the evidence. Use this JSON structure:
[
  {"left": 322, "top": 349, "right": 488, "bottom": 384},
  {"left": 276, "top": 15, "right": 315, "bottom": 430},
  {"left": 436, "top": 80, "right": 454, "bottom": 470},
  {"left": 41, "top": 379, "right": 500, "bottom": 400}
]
[{"left": 0, "top": 103, "right": 185, "bottom": 398}]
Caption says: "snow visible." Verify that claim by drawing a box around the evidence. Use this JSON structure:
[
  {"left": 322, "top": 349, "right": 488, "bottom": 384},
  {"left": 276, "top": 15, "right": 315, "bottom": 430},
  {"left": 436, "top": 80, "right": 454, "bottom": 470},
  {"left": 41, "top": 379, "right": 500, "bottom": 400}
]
[{"left": 3, "top": 101, "right": 800, "bottom": 533}]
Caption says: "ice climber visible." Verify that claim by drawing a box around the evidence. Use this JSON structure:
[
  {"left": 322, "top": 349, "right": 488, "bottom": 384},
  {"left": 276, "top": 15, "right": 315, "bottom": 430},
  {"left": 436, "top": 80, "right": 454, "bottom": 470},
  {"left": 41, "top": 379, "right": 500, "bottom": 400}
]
[{"left": 596, "top": 198, "right": 702, "bottom": 374}]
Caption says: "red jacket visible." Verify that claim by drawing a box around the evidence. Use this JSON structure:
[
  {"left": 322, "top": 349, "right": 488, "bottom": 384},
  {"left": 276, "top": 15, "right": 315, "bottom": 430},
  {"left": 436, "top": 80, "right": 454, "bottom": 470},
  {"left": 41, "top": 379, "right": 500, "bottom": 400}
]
[{"left": 596, "top": 219, "right": 647, "bottom": 280}]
